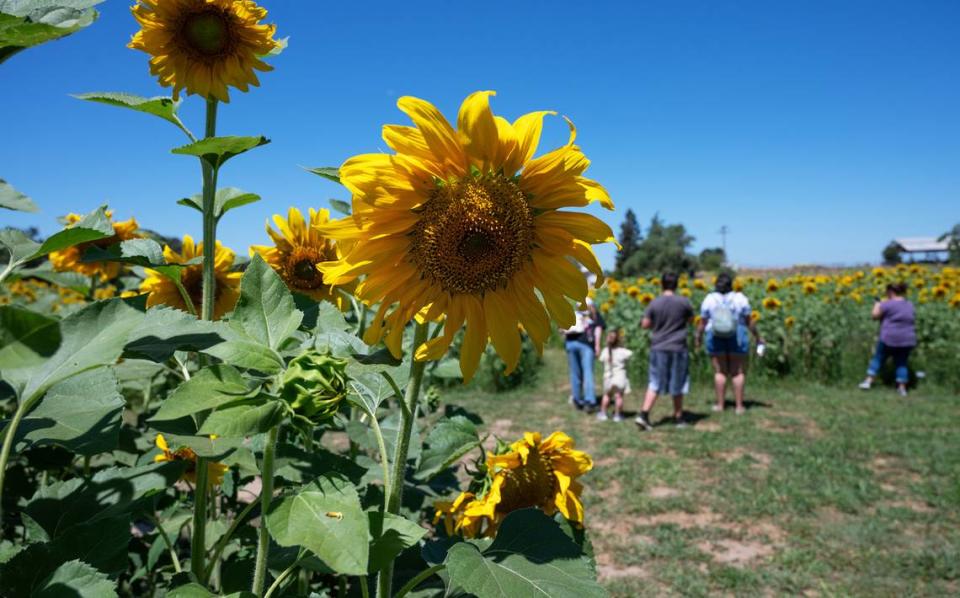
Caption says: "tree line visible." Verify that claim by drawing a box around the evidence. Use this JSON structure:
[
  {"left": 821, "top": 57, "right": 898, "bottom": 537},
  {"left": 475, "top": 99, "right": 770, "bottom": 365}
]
[{"left": 614, "top": 209, "right": 726, "bottom": 277}]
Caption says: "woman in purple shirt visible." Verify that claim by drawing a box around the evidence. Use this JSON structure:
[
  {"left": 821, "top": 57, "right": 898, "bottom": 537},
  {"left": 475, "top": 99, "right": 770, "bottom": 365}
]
[{"left": 859, "top": 282, "right": 917, "bottom": 397}]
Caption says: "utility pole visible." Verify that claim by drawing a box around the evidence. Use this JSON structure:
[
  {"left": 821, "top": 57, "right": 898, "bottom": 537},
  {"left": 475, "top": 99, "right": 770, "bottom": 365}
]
[{"left": 718, "top": 225, "right": 729, "bottom": 256}]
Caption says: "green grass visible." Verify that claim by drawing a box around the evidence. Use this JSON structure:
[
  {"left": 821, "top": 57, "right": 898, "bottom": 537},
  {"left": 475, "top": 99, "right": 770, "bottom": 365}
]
[{"left": 443, "top": 349, "right": 960, "bottom": 597}]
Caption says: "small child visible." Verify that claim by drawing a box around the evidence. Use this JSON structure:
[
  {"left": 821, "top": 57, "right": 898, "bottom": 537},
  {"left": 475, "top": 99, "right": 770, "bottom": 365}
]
[{"left": 598, "top": 329, "right": 633, "bottom": 422}]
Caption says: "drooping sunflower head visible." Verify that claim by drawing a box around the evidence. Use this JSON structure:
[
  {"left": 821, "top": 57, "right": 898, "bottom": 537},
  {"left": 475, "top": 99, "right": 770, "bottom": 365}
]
[
  {"left": 140, "top": 234, "right": 240, "bottom": 319},
  {"left": 49, "top": 213, "right": 142, "bottom": 281},
  {"left": 154, "top": 434, "right": 228, "bottom": 487},
  {"left": 128, "top": 0, "right": 280, "bottom": 102},
  {"left": 250, "top": 207, "right": 355, "bottom": 308},
  {"left": 434, "top": 431, "right": 592, "bottom": 538},
  {"left": 318, "top": 92, "right": 615, "bottom": 382}
]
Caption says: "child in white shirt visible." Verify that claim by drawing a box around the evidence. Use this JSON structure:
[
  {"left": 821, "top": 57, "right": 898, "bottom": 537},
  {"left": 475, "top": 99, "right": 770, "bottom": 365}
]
[{"left": 598, "top": 329, "right": 633, "bottom": 422}]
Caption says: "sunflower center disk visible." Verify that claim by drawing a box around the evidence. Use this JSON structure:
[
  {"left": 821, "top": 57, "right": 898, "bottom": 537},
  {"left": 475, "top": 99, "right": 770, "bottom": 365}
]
[
  {"left": 183, "top": 11, "right": 230, "bottom": 55},
  {"left": 411, "top": 176, "right": 534, "bottom": 296},
  {"left": 284, "top": 247, "right": 325, "bottom": 290},
  {"left": 497, "top": 448, "right": 557, "bottom": 514}
]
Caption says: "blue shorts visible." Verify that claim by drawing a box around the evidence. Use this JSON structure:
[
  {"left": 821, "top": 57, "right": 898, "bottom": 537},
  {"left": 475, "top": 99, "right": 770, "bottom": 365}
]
[
  {"left": 648, "top": 350, "right": 690, "bottom": 396},
  {"left": 706, "top": 327, "right": 748, "bottom": 355}
]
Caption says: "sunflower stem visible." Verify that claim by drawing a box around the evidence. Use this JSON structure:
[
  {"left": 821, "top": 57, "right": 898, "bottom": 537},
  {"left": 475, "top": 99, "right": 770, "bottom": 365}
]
[
  {"left": 200, "top": 96, "right": 219, "bottom": 322},
  {"left": 252, "top": 424, "right": 279, "bottom": 596},
  {"left": 377, "top": 321, "right": 429, "bottom": 598},
  {"left": 190, "top": 455, "right": 210, "bottom": 583}
]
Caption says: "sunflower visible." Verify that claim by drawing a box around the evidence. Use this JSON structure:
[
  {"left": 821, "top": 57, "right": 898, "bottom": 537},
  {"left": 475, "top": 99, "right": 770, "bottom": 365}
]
[
  {"left": 679, "top": 288, "right": 692, "bottom": 297},
  {"left": 49, "top": 213, "right": 141, "bottom": 281},
  {"left": 434, "top": 431, "right": 592, "bottom": 538},
  {"left": 317, "top": 92, "right": 615, "bottom": 382},
  {"left": 766, "top": 278, "right": 780, "bottom": 293},
  {"left": 949, "top": 294, "right": 960, "bottom": 309},
  {"left": 784, "top": 315, "right": 796, "bottom": 329},
  {"left": 802, "top": 282, "right": 817, "bottom": 295},
  {"left": 626, "top": 285, "right": 641, "bottom": 298},
  {"left": 932, "top": 285, "right": 948, "bottom": 299},
  {"left": 140, "top": 234, "right": 240, "bottom": 319},
  {"left": 872, "top": 267, "right": 886, "bottom": 278},
  {"left": 751, "top": 311, "right": 762, "bottom": 322},
  {"left": 639, "top": 292, "right": 655, "bottom": 305},
  {"left": 693, "top": 279, "right": 707, "bottom": 290},
  {"left": 128, "top": 0, "right": 280, "bottom": 103},
  {"left": 154, "top": 434, "right": 228, "bottom": 487},
  {"left": 250, "top": 207, "right": 355, "bottom": 309},
  {"left": 762, "top": 296, "right": 782, "bottom": 310}
]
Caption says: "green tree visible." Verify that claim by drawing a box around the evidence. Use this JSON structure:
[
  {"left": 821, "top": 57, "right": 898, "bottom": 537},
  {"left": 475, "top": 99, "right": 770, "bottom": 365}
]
[
  {"left": 882, "top": 241, "right": 902, "bottom": 266},
  {"left": 940, "top": 224, "right": 960, "bottom": 264},
  {"left": 614, "top": 209, "right": 641, "bottom": 276},
  {"left": 698, "top": 247, "right": 726, "bottom": 271},
  {"left": 621, "top": 214, "right": 697, "bottom": 276}
]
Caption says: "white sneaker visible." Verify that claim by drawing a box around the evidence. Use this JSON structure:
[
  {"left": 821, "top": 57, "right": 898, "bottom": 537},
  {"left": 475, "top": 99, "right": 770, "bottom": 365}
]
[
  {"left": 711, "top": 404, "right": 724, "bottom": 412},
  {"left": 596, "top": 411, "right": 609, "bottom": 422},
  {"left": 858, "top": 380, "right": 872, "bottom": 390},
  {"left": 613, "top": 413, "right": 624, "bottom": 423}
]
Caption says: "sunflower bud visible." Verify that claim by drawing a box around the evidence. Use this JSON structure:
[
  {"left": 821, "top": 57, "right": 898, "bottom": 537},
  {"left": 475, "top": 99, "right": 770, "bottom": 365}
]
[{"left": 280, "top": 350, "right": 350, "bottom": 422}]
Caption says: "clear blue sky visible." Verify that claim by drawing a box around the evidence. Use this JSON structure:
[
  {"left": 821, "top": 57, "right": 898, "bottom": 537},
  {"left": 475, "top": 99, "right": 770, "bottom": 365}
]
[{"left": 3, "top": 0, "right": 958, "bottom": 269}]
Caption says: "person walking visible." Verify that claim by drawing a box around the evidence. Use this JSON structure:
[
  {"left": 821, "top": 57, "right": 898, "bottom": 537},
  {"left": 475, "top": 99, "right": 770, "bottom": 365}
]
[
  {"left": 695, "top": 272, "right": 763, "bottom": 414},
  {"left": 562, "top": 298, "right": 604, "bottom": 411},
  {"left": 598, "top": 329, "right": 633, "bottom": 422},
  {"left": 859, "top": 282, "right": 916, "bottom": 397},
  {"left": 635, "top": 272, "right": 694, "bottom": 430}
]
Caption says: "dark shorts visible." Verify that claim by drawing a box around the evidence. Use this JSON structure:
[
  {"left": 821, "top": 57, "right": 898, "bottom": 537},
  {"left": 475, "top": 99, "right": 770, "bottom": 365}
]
[
  {"left": 706, "top": 327, "right": 748, "bottom": 355},
  {"left": 648, "top": 350, "right": 690, "bottom": 396}
]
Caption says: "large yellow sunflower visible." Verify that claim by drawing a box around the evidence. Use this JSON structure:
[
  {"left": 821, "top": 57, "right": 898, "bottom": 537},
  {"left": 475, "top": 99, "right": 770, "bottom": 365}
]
[
  {"left": 154, "top": 434, "right": 229, "bottom": 488},
  {"left": 49, "top": 213, "right": 142, "bottom": 281},
  {"left": 318, "top": 91, "right": 616, "bottom": 382},
  {"left": 434, "top": 431, "right": 592, "bottom": 538},
  {"left": 249, "top": 207, "right": 355, "bottom": 309},
  {"left": 128, "top": 0, "right": 279, "bottom": 103},
  {"left": 140, "top": 234, "right": 240, "bottom": 319}
]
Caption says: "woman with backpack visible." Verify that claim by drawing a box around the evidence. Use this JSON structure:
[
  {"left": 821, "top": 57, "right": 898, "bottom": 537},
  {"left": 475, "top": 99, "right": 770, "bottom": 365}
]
[{"left": 695, "top": 273, "right": 764, "bottom": 414}]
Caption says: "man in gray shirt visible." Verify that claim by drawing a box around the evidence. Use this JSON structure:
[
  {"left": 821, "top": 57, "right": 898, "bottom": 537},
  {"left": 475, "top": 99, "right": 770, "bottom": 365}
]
[{"left": 635, "top": 272, "right": 694, "bottom": 430}]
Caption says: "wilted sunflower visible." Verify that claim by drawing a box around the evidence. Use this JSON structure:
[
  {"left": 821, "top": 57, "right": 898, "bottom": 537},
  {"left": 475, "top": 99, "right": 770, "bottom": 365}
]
[
  {"left": 154, "top": 434, "right": 229, "bottom": 487},
  {"left": 128, "top": 0, "right": 280, "bottom": 103},
  {"left": 317, "top": 92, "right": 615, "bottom": 381},
  {"left": 49, "top": 213, "right": 141, "bottom": 281},
  {"left": 140, "top": 234, "right": 240, "bottom": 319},
  {"left": 434, "top": 431, "right": 592, "bottom": 538},
  {"left": 250, "top": 207, "right": 355, "bottom": 308}
]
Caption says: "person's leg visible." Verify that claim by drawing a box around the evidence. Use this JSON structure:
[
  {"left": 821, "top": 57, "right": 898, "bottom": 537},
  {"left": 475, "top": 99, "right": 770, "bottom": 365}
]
[
  {"left": 711, "top": 355, "right": 727, "bottom": 410},
  {"left": 670, "top": 350, "right": 688, "bottom": 421},
  {"left": 614, "top": 390, "right": 624, "bottom": 418},
  {"left": 892, "top": 346, "right": 911, "bottom": 394},
  {"left": 862, "top": 340, "right": 886, "bottom": 388},
  {"left": 580, "top": 344, "right": 596, "bottom": 407},
  {"left": 599, "top": 391, "right": 610, "bottom": 416},
  {"left": 566, "top": 343, "right": 583, "bottom": 406},
  {"left": 730, "top": 354, "right": 746, "bottom": 412}
]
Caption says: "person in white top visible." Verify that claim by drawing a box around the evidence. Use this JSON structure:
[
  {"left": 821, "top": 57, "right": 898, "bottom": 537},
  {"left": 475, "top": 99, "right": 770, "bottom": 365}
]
[
  {"left": 597, "top": 329, "right": 633, "bottom": 422},
  {"left": 695, "top": 272, "right": 764, "bottom": 414}
]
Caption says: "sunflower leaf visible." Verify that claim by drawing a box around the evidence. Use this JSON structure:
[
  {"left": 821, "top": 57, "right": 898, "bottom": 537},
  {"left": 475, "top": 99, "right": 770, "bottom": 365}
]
[
  {"left": 177, "top": 187, "right": 261, "bottom": 220},
  {"left": 197, "top": 396, "right": 284, "bottom": 438},
  {"left": 72, "top": 91, "right": 191, "bottom": 137},
  {"left": 328, "top": 198, "right": 351, "bottom": 215},
  {"left": 231, "top": 254, "right": 302, "bottom": 351},
  {"left": 0, "top": 0, "right": 102, "bottom": 65},
  {"left": 367, "top": 511, "right": 427, "bottom": 574},
  {"left": 415, "top": 415, "right": 481, "bottom": 481},
  {"left": 0, "top": 179, "right": 38, "bottom": 212},
  {"left": 149, "top": 365, "right": 253, "bottom": 422},
  {"left": 35, "top": 559, "right": 117, "bottom": 598},
  {"left": 29, "top": 204, "right": 113, "bottom": 260},
  {"left": 443, "top": 508, "right": 605, "bottom": 598},
  {"left": 0, "top": 305, "right": 60, "bottom": 370},
  {"left": 172, "top": 135, "right": 270, "bottom": 170},
  {"left": 305, "top": 166, "right": 340, "bottom": 184}
]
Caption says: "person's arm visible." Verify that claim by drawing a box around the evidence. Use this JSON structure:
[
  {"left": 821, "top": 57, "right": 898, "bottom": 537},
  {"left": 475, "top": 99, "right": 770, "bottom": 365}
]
[
  {"left": 746, "top": 313, "right": 764, "bottom": 345},
  {"left": 695, "top": 316, "right": 706, "bottom": 349},
  {"left": 594, "top": 325, "right": 603, "bottom": 354},
  {"left": 871, "top": 301, "right": 883, "bottom": 320}
]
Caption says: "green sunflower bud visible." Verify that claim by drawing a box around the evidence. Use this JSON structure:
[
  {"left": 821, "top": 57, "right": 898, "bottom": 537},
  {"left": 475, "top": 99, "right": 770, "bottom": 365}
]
[{"left": 280, "top": 350, "right": 350, "bottom": 422}]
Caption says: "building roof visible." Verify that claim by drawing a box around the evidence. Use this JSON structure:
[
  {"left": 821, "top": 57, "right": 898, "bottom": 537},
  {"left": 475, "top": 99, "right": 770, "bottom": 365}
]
[{"left": 894, "top": 237, "right": 949, "bottom": 252}]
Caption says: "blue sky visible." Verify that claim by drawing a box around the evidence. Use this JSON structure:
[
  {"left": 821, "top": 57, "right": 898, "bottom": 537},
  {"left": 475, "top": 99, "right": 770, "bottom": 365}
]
[{"left": 3, "top": 0, "right": 958, "bottom": 269}]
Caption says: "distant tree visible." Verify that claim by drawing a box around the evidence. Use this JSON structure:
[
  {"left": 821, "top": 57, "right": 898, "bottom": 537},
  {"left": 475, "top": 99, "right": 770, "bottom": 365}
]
[
  {"left": 940, "top": 224, "right": 960, "bottom": 264},
  {"left": 620, "top": 214, "right": 697, "bottom": 276},
  {"left": 0, "top": 226, "right": 42, "bottom": 264},
  {"left": 882, "top": 241, "right": 902, "bottom": 266},
  {"left": 698, "top": 247, "right": 726, "bottom": 272},
  {"left": 614, "top": 209, "right": 641, "bottom": 276}
]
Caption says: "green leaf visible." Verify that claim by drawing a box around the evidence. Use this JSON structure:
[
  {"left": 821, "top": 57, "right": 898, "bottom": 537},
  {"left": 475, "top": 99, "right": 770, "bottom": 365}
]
[
  {"left": 367, "top": 511, "right": 427, "bottom": 574},
  {"left": 0, "top": 1, "right": 101, "bottom": 65},
  {"left": 273, "top": 444, "right": 367, "bottom": 485},
  {"left": 231, "top": 254, "right": 302, "bottom": 350},
  {"left": 172, "top": 135, "right": 270, "bottom": 170},
  {"left": 177, "top": 187, "right": 261, "bottom": 220},
  {"left": 2, "top": 298, "right": 142, "bottom": 402},
  {"left": 0, "top": 178, "right": 38, "bottom": 212},
  {"left": 150, "top": 365, "right": 252, "bottom": 422},
  {"left": 295, "top": 297, "right": 350, "bottom": 333},
  {"left": 304, "top": 166, "right": 340, "bottom": 184},
  {"left": 202, "top": 325, "right": 284, "bottom": 373},
  {"left": 35, "top": 559, "right": 117, "bottom": 598},
  {"left": 0, "top": 305, "right": 60, "bottom": 370},
  {"left": 443, "top": 509, "right": 605, "bottom": 598},
  {"left": 353, "top": 347, "right": 403, "bottom": 367},
  {"left": 15, "top": 366, "right": 123, "bottom": 456},
  {"left": 0, "top": 228, "right": 41, "bottom": 270},
  {"left": 329, "top": 198, "right": 351, "bottom": 215},
  {"left": 166, "top": 583, "right": 256, "bottom": 598},
  {"left": 197, "top": 397, "right": 284, "bottom": 438},
  {"left": 123, "top": 306, "right": 228, "bottom": 363},
  {"left": 31, "top": 204, "right": 113, "bottom": 258},
  {"left": 416, "top": 416, "right": 481, "bottom": 481},
  {"left": 72, "top": 91, "right": 189, "bottom": 136},
  {"left": 9, "top": 266, "right": 88, "bottom": 292},
  {"left": 346, "top": 371, "right": 399, "bottom": 415},
  {"left": 158, "top": 434, "right": 239, "bottom": 460},
  {"left": 266, "top": 475, "right": 369, "bottom": 575},
  {"left": 431, "top": 357, "right": 462, "bottom": 380}
]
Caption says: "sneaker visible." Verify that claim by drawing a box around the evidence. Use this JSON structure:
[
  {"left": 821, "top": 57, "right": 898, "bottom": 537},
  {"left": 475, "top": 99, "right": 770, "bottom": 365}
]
[
  {"left": 711, "top": 404, "right": 724, "bottom": 413},
  {"left": 634, "top": 414, "right": 653, "bottom": 431},
  {"left": 897, "top": 387, "right": 908, "bottom": 398},
  {"left": 675, "top": 417, "right": 689, "bottom": 429},
  {"left": 596, "top": 411, "right": 609, "bottom": 422},
  {"left": 735, "top": 406, "right": 746, "bottom": 415},
  {"left": 858, "top": 379, "right": 872, "bottom": 390},
  {"left": 613, "top": 413, "right": 624, "bottom": 423}
]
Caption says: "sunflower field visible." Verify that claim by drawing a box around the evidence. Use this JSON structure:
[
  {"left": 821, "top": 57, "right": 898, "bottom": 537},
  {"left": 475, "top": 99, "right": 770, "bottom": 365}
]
[
  {"left": 0, "top": 1, "right": 613, "bottom": 596},
  {"left": 595, "top": 266, "right": 960, "bottom": 390}
]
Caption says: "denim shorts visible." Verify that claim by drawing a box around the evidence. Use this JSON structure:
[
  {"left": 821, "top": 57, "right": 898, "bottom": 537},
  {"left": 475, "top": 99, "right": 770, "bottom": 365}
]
[
  {"left": 648, "top": 350, "right": 690, "bottom": 396},
  {"left": 705, "top": 327, "right": 748, "bottom": 355}
]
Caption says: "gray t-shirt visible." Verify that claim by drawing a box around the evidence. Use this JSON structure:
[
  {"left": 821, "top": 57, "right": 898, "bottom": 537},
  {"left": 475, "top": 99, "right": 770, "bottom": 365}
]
[{"left": 645, "top": 294, "right": 694, "bottom": 351}]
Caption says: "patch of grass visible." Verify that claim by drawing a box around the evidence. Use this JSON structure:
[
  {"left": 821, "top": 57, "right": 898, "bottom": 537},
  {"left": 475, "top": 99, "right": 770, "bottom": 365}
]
[{"left": 444, "top": 348, "right": 960, "bottom": 597}]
